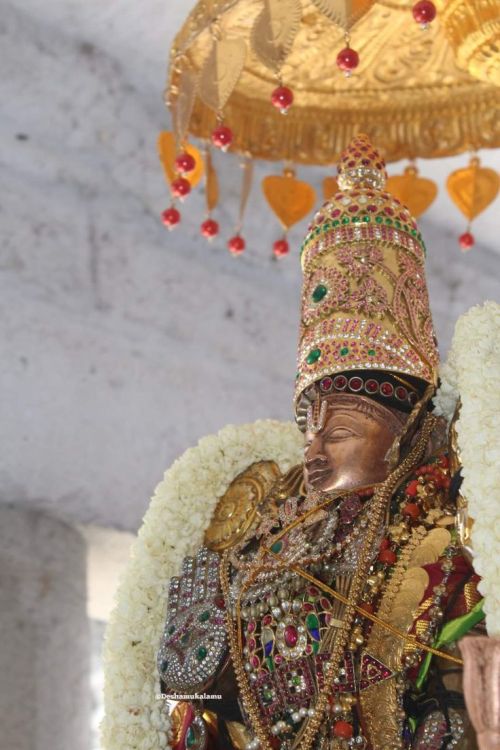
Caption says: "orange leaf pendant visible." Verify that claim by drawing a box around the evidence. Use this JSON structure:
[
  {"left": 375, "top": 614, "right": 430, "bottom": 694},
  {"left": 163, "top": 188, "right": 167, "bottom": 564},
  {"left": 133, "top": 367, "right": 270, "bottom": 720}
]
[
  {"left": 262, "top": 170, "right": 316, "bottom": 230},
  {"left": 446, "top": 157, "right": 499, "bottom": 221},
  {"left": 386, "top": 166, "right": 437, "bottom": 219}
]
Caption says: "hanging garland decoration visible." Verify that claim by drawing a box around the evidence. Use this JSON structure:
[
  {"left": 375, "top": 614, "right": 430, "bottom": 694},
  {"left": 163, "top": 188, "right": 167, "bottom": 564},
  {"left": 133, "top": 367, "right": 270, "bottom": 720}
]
[
  {"left": 446, "top": 156, "right": 499, "bottom": 251},
  {"left": 262, "top": 167, "right": 317, "bottom": 257},
  {"left": 200, "top": 144, "right": 220, "bottom": 240}
]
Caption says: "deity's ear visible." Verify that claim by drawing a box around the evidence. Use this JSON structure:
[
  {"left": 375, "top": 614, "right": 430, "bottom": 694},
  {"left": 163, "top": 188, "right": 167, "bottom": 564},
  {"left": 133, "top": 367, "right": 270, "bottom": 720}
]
[{"left": 386, "top": 384, "right": 435, "bottom": 470}]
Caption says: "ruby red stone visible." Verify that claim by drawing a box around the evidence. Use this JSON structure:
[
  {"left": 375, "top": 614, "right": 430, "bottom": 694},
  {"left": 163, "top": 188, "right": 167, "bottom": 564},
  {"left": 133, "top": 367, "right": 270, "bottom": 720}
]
[
  {"left": 395, "top": 386, "right": 407, "bottom": 401},
  {"left": 214, "top": 595, "right": 225, "bottom": 609},
  {"left": 303, "top": 602, "right": 314, "bottom": 612},
  {"left": 211, "top": 124, "right": 233, "bottom": 151},
  {"left": 334, "top": 375, "right": 348, "bottom": 390},
  {"left": 365, "top": 379, "right": 378, "bottom": 393},
  {"left": 247, "top": 637, "right": 256, "bottom": 650},
  {"left": 228, "top": 235, "right": 245, "bottom": 255},
  {"left": 273, "top": 238, "right": 290, "bottom": 257},
  {"left": 378, "top": 549, "right": 397, "bottom": 565},
  {"left": 348, "top": 160, "right": 356, "bottom": 167},
  {"left": 171, "top": 176, "right": 191, "bottom": 198},
  {"left": 403, "top": 503, "right": 421, "bottom": 520},
  {"left": 331, "top": 208, "right": 341, "bottom": 218},
  {"left": 284, "top": 625, "right": 299, "bottom": 647},
  {"left": 320, "top": 597, "right": 330, "bottom": 609},
  {"left": 174, "top": 152, "right": 196, "bottom": 174},
  {"left": 367, "top": 204, "right": 377, "bottom": 212},
  {"left": 348, "top": 205, "right": 359, "bottom": 213},
  {"left": 251, "top": 655, "right": 260, "bottom": 668},
  {"left": 380, "top": 382, "right": 394, "bottom": 397},
  {"left": 334, "top": 721, "right": 353, "bottom": 739},
  {"left": 384, "top": 207, "right": 395, "bottom": 216},
  {"left": 274, "top": 654, "right": 283, "bottom": 664},
  {"left": 201, "top": 218, "right": 219, "bottom": 239},
  {"left": 349, "top": 377, "right": 363, "bottom": 392},
  {"left": 308, "top": 586, "right": 319, "bottom": 596},
  {"left": 406, "top": 479, "right": 419, "bottom": 497},
  {"left": 362, "top": 159, "right": 370, "bottom": 166},
  {"left": 379, "top": 538, "right": 390, "bottom": 551},
  {"left": 161, "top": 207, "right": 181, "bottom": 228},
  {"left": 320, "top": 377, "right": 333, "bottom": 392},
  {"left": 262, "top": 615, "right": 272, "bottom": 626}
]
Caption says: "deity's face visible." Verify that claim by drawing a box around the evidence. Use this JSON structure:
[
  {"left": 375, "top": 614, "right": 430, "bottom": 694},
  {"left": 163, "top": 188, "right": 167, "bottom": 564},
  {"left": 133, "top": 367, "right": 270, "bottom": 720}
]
[{"left": 304, "top": 393, "right": 407, "bottom": 493}]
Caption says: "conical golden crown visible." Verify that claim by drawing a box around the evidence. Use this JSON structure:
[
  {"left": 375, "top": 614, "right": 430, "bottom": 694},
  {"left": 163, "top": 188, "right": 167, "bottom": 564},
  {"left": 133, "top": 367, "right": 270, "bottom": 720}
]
[{"left": 295, "top": 134, "right": 439, "bottom": 411}]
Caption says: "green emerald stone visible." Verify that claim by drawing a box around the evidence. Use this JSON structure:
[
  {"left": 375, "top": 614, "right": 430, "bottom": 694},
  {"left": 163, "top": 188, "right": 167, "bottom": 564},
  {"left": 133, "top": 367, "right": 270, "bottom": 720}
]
[
  {"left": 411, "top": 229, "right": 417, "bottom": 236},
  {"left": 196, "top": 646, "right": 207, "bottom": 661},
  {"left": 292, "top": 675, "right": 301, "bottom": 686},
  {"left": 352, "top": 216, "right": 360, "bottom": 223},
  {"left": 403, "top": 224, "right": 409, "bottom": 231},
  {"left": 167, "top": 624, "right": 176, "bottom": 635},
  {"left": 340, "top": 346, "right": 349, "bottom": 356},
  {"left": 395, "top": 220, "right": 401, "bottom": 228},
  {"left": 385, "top": 218, "right": 393, "bottom": 225},
  {"left": 312, "top": 284, "right": 327, "bottom": 303},
  {"left": 306, "top": 348, "right": 321, "bottom": 365},
  {"left": 362, "top": 215, "right": 370, "bottom": 222},
  {"left": 368, "top": 349, "right": 376, "bottom": 356},
  {"left": 333, "top": 220, "right": 340, "bottom": 227},
  {"left": 270, "top": 540, "right": 283, "bottom": 554},
  {"left": 186, "top": 726, "right": 196, "bottom": 748},
  {"left": 341, "top": 217, "right": 349, "bottom": 224},
  {"left": 263, "top": 688, "right": 273, "bottom": 701},
  {"left": 375, "top": 216, "right": 383, "bottom": 224},
  {"left": 199, "top": 610, "right": 210, "bottom": 623}
]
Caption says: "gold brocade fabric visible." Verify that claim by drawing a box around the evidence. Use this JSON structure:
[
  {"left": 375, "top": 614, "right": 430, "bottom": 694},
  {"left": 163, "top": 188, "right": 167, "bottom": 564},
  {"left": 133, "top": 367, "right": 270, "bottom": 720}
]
[{"left": 168, "top": 0, "right": 500, "bottom": 164}]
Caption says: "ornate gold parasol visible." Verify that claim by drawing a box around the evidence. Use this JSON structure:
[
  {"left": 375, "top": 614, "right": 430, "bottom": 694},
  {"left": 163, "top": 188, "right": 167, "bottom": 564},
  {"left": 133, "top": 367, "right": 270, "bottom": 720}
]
[{"left": 160, "top": 0, "right": 499, "bottom": 253}]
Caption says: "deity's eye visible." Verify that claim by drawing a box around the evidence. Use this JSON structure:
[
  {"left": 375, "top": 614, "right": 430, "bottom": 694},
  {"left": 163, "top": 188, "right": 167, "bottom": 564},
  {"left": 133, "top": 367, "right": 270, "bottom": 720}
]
[{"left": 324, "top": 426, "right": 359, "bottom": 441}]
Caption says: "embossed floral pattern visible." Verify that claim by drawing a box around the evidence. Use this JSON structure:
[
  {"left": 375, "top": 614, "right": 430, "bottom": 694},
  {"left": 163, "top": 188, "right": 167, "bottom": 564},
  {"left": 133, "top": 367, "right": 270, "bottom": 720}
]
[
  {"left": 336, "top": 244, "right": 383, "bottom": 279},
  {"left": 302, "top": 268, "right": 350, "bottom": 325},
  {"left": 350, "top": 277, "right": 388, "bottom": 316}
]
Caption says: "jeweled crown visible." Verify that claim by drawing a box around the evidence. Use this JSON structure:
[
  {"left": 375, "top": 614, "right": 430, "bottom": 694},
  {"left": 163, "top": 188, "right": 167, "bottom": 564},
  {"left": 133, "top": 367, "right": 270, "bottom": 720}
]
[{"left": 295, "top": 134, "right": 439, "bottom": 416}]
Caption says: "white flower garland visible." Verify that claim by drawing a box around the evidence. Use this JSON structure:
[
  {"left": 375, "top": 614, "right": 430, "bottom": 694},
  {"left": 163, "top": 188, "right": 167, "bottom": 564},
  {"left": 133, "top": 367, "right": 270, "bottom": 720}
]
[
  {"left": 434, "top": 301, "right": 500, "bottom": 635},
  {"left": 101, "top": 419, "right": 303, "bottom": 750}
]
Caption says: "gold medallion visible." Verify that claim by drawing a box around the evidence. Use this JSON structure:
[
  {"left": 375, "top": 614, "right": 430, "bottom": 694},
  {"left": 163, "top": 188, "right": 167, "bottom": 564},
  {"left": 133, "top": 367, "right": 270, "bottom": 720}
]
[{"left": 204, "top": 461, "right": 281, "bottom": 551}]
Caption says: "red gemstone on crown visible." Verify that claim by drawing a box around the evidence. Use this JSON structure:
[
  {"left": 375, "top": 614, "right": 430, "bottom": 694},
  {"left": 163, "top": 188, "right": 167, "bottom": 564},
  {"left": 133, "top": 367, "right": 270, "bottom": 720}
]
[
  {"left": 333, "top": 375, "right": 348, "bottom": 390},
  {"left": 251, "top": 655, "right": 260, "bottom": 668},
  {"left": 284, "top": 625, "right": 299, "bottom": 647},
  {"left": 247, "top": 620, "right": 256, "bottom": 632},
  {"left": 349, "top": 377, "right": 363, "bottom": 392},
  {"left": 348, "top": 205, "right": 359, "bottom": 213},
  {"left": 365, "top": 379, "right": 378, "bottom": 393},
  {"left": 395, "top": 386, "right": 408, "bottom": 401},
  {"left": 262, "top": 615, "right": 272, "bottom": 626},
  {"left": 367, "top": 204, "right": 377, "bottom": 212},
  {"left": 320, "top": 377, "right": 333, "bottom": 392},
  {"left": 380, "top": 382, "right": 394, "bottom": 397},
  {"left": 247, "top": 637, "right": 256, "bottom": 650}
]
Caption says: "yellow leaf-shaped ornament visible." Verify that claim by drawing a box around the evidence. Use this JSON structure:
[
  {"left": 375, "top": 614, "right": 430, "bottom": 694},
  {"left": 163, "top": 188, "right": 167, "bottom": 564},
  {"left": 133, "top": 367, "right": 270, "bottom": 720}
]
[
  {"left": 157, "top": 132, "right": 204, "bottom": 188},
  {"left": 311, "top": 0, "right": 374, "bottom": 29},
  {"left": 323, "top": 177, "right": 339, "bottom": 201},
  {"left": 251, "top": 0, "right": 302, "bottom": 72},
  {"left": 198, "top": 38, "right": 247, "bottom": 113},
  {"left": 386, "top": 166, "right": 437, "bottom": 218},
  {"left": 204, "top": 149, "right": 219, "bottom": 212},
  {"left": 446, "top": 157, "right": 499, "bottom": 221},
  {"left": 262, "top": 170, "right": 316, "bottom": 230}
]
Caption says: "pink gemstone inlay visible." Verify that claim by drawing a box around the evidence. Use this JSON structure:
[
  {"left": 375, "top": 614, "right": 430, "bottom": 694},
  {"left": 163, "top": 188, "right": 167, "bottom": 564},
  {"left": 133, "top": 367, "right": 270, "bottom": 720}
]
[
  {"left": 305, "top": 644, "right": 313, "bottom": 654},
  {"left": 262, "top": 615, "right": 272, "bottom": 626},
  {"left": 274, "top": 654, "right": 283, "bottom": 664},
  {"left": 284, "top": 625, "right": 299, "bottom": 647},
  {"left": 303, "top": 602, "right": 314, "bottom": 612},
  {"left": 247, "top": 637, "right": 256, "bottom": 650},
  {"left": 247, "top": 621, "right": 256, "bottom": 633},
  {"left": 331, "top": 208, "right": 341, "bottom": 218},
  {"left": 348, "top": 205, "right": 359, "bottom": 213},
  {"left": 251, "top": 655, "right": 260, "bottom": 668}
]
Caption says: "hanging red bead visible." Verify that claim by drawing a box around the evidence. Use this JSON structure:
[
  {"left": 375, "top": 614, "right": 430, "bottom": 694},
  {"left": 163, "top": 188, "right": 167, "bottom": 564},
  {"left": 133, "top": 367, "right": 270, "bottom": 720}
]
[
  {"left": 336, "top": 47, "right": 359, "bottom": 77},
  {"left": 201, "top": 218, "right": 219, "bottom": 239},
  {"left": 378, "top": 549, "right": 397, "bottom": 565},
  {"left": 174, "top": 152, "right": 196, "bottom": 174},
  {"left": 161, "top": 206, "right": 181, "bottom": 229},
  {"left": 333, "top": 721, "right": 353, "bottom": 739},
  {"left": 459, "top": 231, "right": 475, "bottom": 251},
  {"left": 171, "top": 176, "right": 191, "bottom": 199},
  {"left": 211, "top": 125, "right": 233, "bottom": 152},
  {"left": 228, "top": 235, "right": 245, "bottom": 255},
  {"left": 273, "top": 238, "right": 290, "bottom": 257},
  {"left": 412, "top": 0, "right": 437, "bottom": 28},
  {"left": 271, "top": 85, "right": 294, "bottom": 114}
]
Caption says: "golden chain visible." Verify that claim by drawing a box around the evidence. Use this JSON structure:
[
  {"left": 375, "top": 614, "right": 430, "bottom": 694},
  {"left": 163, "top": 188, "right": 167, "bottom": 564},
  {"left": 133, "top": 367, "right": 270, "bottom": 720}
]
[{"left": 220, "top": 414, "right": 437, "bottom": 750}]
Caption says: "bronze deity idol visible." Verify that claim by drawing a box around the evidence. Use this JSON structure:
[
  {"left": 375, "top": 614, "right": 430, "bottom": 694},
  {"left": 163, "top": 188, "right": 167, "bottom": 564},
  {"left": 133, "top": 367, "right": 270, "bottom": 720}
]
[{"left": 157, "top": 136, "right": 484, "bottom": 750}]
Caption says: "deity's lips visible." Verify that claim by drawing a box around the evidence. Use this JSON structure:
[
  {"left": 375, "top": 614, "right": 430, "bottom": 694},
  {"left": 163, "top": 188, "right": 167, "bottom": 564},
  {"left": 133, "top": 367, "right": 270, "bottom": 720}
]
[{"left": 306, "top": 468, "right": 331, "bottom": 486}]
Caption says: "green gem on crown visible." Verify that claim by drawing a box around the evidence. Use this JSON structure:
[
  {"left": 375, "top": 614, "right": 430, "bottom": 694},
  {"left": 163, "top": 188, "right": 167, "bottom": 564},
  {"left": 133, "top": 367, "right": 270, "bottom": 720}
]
[
  {"left": 340, "top": 346, "right": 349, "bottom": 356},
  {"left": 368, "top": 349, "right": 376, "bottom": 356},
  {"left": 196, "top": 646, "right": 207, "bottom": 661},
  {"left": 306, "top": 348, "right": 321, "bottom": 365},
  {"left": 312, "top": 284, "right": 327, "bottom": 303},
  {"left": 271, "top": 540, "right": 283, "bottom": 554},
  {"left": 199, "top": 610, "right": 210, "bottom": 623}
]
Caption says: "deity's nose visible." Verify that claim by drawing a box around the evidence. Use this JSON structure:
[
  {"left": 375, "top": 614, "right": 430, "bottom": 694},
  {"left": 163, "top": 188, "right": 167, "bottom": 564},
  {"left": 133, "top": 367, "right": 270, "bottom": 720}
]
[{"left": 304, "top": 438, "right": 328, "bottom": 468}]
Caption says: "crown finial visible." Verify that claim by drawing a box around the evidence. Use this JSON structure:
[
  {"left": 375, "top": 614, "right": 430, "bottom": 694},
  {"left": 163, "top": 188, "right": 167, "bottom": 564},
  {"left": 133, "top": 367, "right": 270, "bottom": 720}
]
[{"left": 337, "top": 134, "right": 387, "bottom": 190}]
